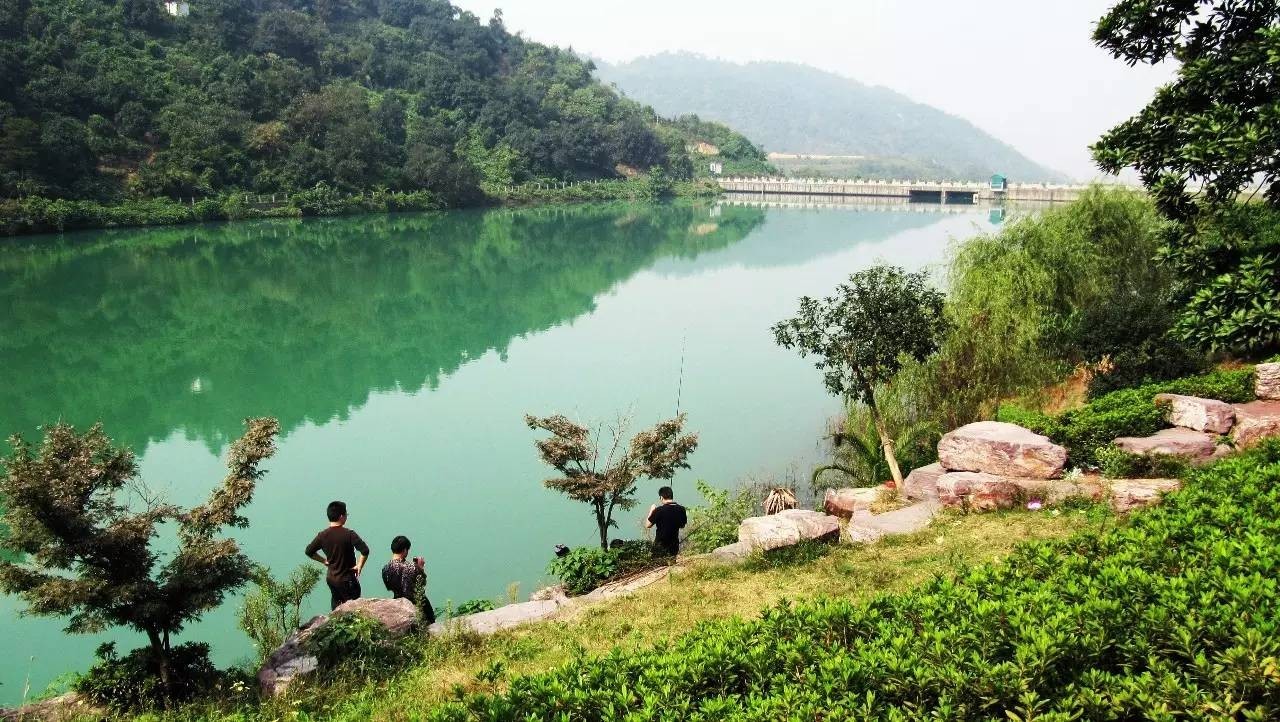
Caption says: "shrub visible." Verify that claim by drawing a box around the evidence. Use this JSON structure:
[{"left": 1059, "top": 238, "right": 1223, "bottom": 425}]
[
  {"left": 237, "top": 563, "right": 323, "bottom": 660},
  {"left": 546, "top": 541, "right": 660, "bottom": 596},
  {"left": 683, "top": 480, "right": 758, "bottom": 553},
  {"left": 75, "top": 642, "right": 218, "bottom": 712},
  {"left": 454, "top": 599, "right": 497, "bottom": 616},
  {"left": 1094, "top": 444, "right": 1191, "bottom": 479},
  {"left": 546, "top": 546, "right": 618, "bottom": 596},
  {"left": 304, "top": 612, "right": 413, "bottom": 675},
  {"left": 428, "top": 440, "right": 1280, "bottom": 720}
]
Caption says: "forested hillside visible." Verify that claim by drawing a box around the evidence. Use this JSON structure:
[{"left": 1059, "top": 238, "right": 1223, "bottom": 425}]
[
  {"left": 0, "top": 0, "right": 768, "bottom": 206},
  {"left": 596, "top": 53, "right": 1069, "bottom": 183}
]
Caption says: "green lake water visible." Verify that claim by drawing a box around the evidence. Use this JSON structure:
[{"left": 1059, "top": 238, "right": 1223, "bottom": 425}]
[{"left": 0, "top": 199, "right": 1000, "bottom": 702}]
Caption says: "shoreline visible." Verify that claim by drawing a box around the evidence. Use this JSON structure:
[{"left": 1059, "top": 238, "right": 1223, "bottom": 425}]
[{"left": 0, "top": 180, "right": 723, "bottom": 239}]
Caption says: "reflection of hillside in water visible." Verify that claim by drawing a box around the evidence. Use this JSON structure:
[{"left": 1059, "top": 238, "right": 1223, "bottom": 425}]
[{"left": 0, "top": 202, "right": 765, "bottom": 453}]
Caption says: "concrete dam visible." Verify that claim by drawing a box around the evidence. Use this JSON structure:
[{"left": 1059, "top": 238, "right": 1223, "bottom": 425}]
[{"left": 716, "top": 177, "right": 1130, "bottom": 204}]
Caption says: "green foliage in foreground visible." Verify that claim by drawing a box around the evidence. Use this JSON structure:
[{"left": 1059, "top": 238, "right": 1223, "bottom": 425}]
[
  {"left": 428, "top": 441, "right": 1280, "bottom": 720},
  {"left": 998, "top": 367, "right": 1255, "bottom": 469}
]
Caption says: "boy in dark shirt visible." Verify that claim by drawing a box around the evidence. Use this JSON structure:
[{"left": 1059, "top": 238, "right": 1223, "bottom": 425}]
[
  {"left": 645, "top": 486, "right": 687, "bottom": 558},
  {"left": 380, "top": 535, "right": 437, "bottom": 624},
  {"left": 305, "top": 500, "right": 371, "bottom": 610}
]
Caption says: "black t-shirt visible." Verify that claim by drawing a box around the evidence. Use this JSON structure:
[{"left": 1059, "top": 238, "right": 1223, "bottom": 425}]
[
  {"left": 648, "top": 502, "right": 687, "bottom": 552},
  {"left": 305, "top": 526, "right": 370, "bottom": 582}
]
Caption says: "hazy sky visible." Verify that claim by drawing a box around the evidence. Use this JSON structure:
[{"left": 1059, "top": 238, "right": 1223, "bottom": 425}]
[{"left": 451, "top": 0, "right": 1174, "bottom": 180}]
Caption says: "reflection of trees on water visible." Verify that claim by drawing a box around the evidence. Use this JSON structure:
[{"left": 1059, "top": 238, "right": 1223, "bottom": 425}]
[{"left": 0, "top": 202, "right": 765, "bottom": 453}]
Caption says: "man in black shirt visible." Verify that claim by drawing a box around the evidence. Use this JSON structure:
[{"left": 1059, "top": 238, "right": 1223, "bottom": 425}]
[
  {"left": 645, "top": 486, "right": 687, "bottom": 558},
  {"left": 305, "top": 500, "right": 371, "bottom": 610}
]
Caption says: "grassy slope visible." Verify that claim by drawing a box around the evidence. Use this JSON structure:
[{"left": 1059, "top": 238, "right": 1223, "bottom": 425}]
[{"left": 191, "top": 509, "right": 1109, "bottom": 721}]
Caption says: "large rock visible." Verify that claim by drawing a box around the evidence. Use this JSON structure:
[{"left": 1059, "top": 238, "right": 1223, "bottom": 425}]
[
  {"left": 1155, "top": 393, "right": 1235, "bottom": 434},
  {"left": 1231, "top": 400, "right": 1280, "bottom": 447},
  {"left": 935, "top": 472, "right": 1021, "bottom": 511},
  {"left": 737, "top": 509, "right": 840, "bottom": 551},
  {"left": 844, "top": 500, "right": 940, "bottom": 543},
  {"left": 937, "top": 422, "right": 1066, "bottom": 479},
  {"left": 709, "top": 541, "right": 752, "bottom": 562},
  {"left": 1256, "top": 362, "right": 1280, "bottom": 400},
  {"left": 1113, "top": 427, "right": 1218, "bottom": 462},
  {"left": 1108, "top": 478, "right": 1181, "bottom": 513},
  {"left": 430, "top": 599, "right": 564, "bottom": 635},
  {"left": 902, "top": 462, "right": 944, "bottom": 500},
  {"left": 258, "top": 597, "right": 418, "bottom": 697},
  {"left": 822, "top": 487, "right": 880, "bottom": 518}
]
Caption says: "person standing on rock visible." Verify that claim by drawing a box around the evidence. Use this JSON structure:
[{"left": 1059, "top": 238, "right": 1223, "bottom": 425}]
[
  {"left": 305, "top": 500, "right": 370, "bottom": 610},
  {"left": 381, "top": 535, "right": 437, "bottom": 624},
  {"left": 645, "top": 486, "right": 687, "bottom": 558}
]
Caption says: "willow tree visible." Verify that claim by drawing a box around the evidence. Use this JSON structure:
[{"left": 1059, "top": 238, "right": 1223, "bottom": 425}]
[
  {"left": 774, "top": 265, "right": 946, "bottom": 486},
  {"left": 0, "top": 417, "right": 280, "bottom": 692},
  {"left": 526, "top": 413, "right": 698, "bottom": 550}
]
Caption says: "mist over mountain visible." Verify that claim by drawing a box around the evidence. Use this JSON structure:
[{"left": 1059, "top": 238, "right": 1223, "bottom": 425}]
[{"left": 595, "top": 53, "right": 1070, "bottom": 183}]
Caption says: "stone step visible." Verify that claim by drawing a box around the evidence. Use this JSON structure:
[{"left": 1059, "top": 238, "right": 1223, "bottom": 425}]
[
  {"left": 822, "top": 487, "right": 882, "bottom": 518},
  {"left": 1113, "top": 427, "right": 1225, "bottom": 463},
  {"left": 737, "top": 509, "right": 840, "bottom": 551},
  {"left": 1231, "top": 400, "right": 1280, "bottom": 447},
  {"left": 903, "top": 462, "right": 944, "bottom": 500},
  {"left": 1155, "top": 393, "right": 1235, "bottom": 433}
]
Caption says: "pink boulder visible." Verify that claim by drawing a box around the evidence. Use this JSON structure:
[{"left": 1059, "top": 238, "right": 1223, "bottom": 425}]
[
  {"left": 937, "top": 422, "right": 1066, "bottom": 479},
  {"left": 1256, "top": 362, "right": 1280, "bottom": 401},
  {"left": 1155, "top": 393, "right": 1235, "bottom": 434},
  {"left": 1108, "top": 478, "right": 1182, "bottom": 513},
  {"left": 935, "top": 472, "right": 1020, "bottom": 511},
  {"left": 1113, "top": 427, "right": 1218, "bottom": 462},
  {"left": 903, "top": 462, "right": 945, "bottom": 500},
  {"left": 1230, "top": 400, "right": 1280, "bottom": 448},
  {"left": 738, "top": 509, "right": 839, "bottom": 551}
]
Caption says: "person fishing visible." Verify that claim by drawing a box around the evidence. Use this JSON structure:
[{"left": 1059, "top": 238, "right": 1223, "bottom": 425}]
[
  {"left": 644, "top": 486, "right": 687, "bottom": 558},
  {"left": 381, "top": 535, "right": 437, "bottom": 624}
]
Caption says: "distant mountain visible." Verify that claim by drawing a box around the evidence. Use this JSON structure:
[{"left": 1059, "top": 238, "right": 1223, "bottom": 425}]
[{"left": 595, "top": 54, "right": 1069, "bottom": 183}]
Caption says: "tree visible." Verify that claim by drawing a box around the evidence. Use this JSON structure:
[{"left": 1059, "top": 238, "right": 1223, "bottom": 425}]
[
  {"left": 1091, "top": 1, "right": 1280, "bottom": 219},
  {"left": 0, "top": 417, "right": 280, "bottom": 693},
  {"left": 525, "top": 413, "right": 698, "bottom": 551},
  {"left": 773, "top": 265, "right": 946, "bottom": 486}
]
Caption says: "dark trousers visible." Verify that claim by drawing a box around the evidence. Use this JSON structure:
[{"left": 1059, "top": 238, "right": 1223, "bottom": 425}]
[{"left": 327, "top": 574, "right": 361, "bottom": 610}]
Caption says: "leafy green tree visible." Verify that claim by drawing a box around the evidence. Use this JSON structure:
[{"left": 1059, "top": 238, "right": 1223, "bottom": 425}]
[
  {"left": 525, "top": 413, "right": 698, "bottom": 550},
  {"left": 1092, "top": 2, "right": 1280, "bottom": 356},
  {"left": 0, "top": 418, "right": 280, "bottom": 692},
  {"left": 773, "top": 265, "right": 946, "bottom": 486},
  {"left": 1091, "top": 1, "right": 1280, "bottom": 218}
]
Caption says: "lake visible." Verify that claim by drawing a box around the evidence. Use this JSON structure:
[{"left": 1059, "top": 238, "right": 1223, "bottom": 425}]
[{"left": 0, "top": 198, "right": 1001, "bottom": 702}]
